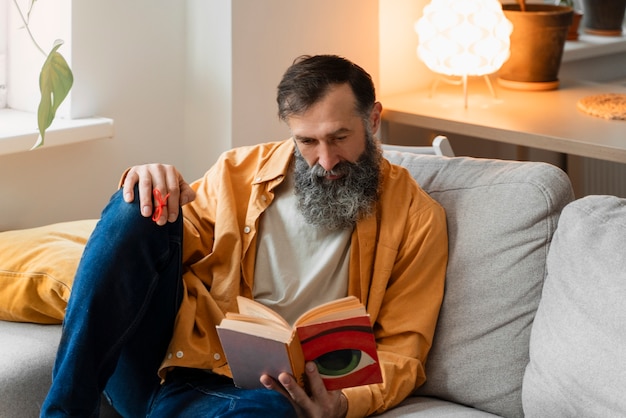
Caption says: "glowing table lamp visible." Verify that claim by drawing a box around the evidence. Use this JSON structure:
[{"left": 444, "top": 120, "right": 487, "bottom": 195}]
[{"left": 415, "top": 0, "right": 512, "bottom": 108}]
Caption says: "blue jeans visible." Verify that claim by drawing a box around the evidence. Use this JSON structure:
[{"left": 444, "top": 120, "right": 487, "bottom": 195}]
[{"left": 41, "top": 189, "right": 295, "bottom": 418}]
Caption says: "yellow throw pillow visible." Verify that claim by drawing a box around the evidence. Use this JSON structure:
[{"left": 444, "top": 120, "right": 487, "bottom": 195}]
[{"left": 0, "top": 219, "right": 98, "bottom": 324}]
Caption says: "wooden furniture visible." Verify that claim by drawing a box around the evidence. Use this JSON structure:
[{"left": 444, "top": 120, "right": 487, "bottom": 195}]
[{"left": 380, "top": 78, "right": 626, "bottom": 164}]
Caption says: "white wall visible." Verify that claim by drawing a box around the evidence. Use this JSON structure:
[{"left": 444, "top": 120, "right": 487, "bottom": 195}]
[
  {"left": 230, "top": 0, "right": 379, "bottom": 150},
  {"left": 379, "top": 0, "right": 432, "bottom": 97},
  {"left": 184, "top": 0, "right": 380, "bottom": 181},
  {"left": 183, "top": 0, "right": 232, "bottom": 180},
  {"left": 0, "top": 0, "right": 9, "bottom": 108}
]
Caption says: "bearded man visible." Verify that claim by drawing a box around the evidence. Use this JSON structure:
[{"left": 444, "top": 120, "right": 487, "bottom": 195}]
[{"left": 42, "top": 55, "right": 448, "bottom": 418}]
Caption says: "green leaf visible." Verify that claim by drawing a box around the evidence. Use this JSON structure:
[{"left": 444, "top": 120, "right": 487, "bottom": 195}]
[{"left": 35, "top": 39, "right": 73, "bottom": 149}]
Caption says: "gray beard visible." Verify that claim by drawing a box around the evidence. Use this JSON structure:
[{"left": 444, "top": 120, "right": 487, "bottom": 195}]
[{"left": 293, "top": 135, "right": 382, "bottom": 231}]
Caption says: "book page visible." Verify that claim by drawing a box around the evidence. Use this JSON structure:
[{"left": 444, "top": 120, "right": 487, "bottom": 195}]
[
  {"left": 224, "top": 312, "right": 288, "bottom": 328},
  {"left": 218, "top": 318, "right": 293, "bottom": 342},
  {"left": 235, "top": 296, "right": 291, "bottom": 329},
  {"left": 295, "top": 296, "right": 366, "bottom": 326}
]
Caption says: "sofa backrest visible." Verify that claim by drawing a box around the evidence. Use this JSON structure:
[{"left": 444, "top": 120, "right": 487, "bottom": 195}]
[{"left": 383, "top": 151, "right": 575, "bottom": 418}]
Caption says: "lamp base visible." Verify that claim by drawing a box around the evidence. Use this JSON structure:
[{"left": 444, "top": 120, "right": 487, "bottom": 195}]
[{"left": 430, "top": 75, "right": 497, "bottom": 109}]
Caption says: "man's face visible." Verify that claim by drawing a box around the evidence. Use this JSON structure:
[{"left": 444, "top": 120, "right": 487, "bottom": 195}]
[
  {"left": 287, "top": 83, "right": 383, "bottom": 231},
  {"left": 287, "top": 83, "right": 382, "bottom": 174}
]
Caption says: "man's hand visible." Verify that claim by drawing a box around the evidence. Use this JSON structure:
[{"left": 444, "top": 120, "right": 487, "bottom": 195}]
[
  {"left": 260, "top": 362, "right": 348, "bottom": 418},
  {"left": 122, "top": 164, "right": 196, "bottom": 225}
]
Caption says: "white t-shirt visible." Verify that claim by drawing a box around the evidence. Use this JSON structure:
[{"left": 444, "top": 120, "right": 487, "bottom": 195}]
[{"left": 253, "top": 169, "right": 351, "bottom": 325}]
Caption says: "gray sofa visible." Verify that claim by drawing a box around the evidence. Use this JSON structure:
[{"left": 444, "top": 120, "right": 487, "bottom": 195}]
[{"left": 2, "top": 151, "right": 625, "bottom": 417}]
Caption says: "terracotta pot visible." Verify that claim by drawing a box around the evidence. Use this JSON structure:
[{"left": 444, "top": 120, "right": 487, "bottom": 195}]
[
  {"left": 497, "top": 5, "right": 573, "bottom": 91},
  {"left": 568, "top": 11, "right": 583, "bottom": 41},
  {"left": 581, "top": 0, "right": 626, "bottom": 36}
]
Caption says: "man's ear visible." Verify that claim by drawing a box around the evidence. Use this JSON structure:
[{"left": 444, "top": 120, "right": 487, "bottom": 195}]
[{"left": 369, "top": 102, "right": 383, "bottom": 134}]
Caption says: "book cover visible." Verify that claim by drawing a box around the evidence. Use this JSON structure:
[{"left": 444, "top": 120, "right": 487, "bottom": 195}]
[
  {"left": 216, "top": 326, "right": 305, "bottom": 389},
  {"left": 297, "top": 315, "right": 382, "bottom": 391},
  {"left": 216, "top": 296, "right": 382, "bottom": 391}
]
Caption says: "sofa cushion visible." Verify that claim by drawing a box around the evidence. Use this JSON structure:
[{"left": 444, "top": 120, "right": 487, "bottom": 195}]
[
  {"left": 522, "top": 195, "right": 626, "bottom": 417},
  {"left": 0, "top": 320, "right": 62, "bottom": 417},
  {"left": 384, "top": 396, "right": 502, "bottom": 417},
  {"left": 383, "top": 152, "right": 574, "bottom": 418},
  {"left": 0, "top": 220, "right": 97, "bottom": 323},
  {"left": 0, "top": 320, "right": 121, "bottom": 418}
]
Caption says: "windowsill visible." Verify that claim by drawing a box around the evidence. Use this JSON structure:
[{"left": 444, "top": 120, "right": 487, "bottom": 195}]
[
  {"left": 0, "top": 109, "right": 114, "bottom": 156},
  {"left": 563, "top": 29, "right": 626, "bottom": 62}
]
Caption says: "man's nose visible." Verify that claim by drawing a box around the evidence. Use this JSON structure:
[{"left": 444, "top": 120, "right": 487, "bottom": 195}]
[{"left": 317, "top": 142, "right": 340, "bottom": 172}]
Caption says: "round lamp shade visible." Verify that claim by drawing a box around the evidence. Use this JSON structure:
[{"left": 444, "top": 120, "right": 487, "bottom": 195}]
[{"left": 415, "top": 0, "right": 512, "bottom": 77}]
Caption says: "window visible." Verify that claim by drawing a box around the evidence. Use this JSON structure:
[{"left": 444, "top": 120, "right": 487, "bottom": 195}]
[
  {"left": 1, "top": 0, "right": 7, "bottom": 109},
  {"left": 0, "top": 0, "right": 113, "bottom": 156}
]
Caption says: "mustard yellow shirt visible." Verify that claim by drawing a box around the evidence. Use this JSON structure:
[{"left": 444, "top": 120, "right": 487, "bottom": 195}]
[{"left": 158, "top": 139, "right": 448, "bottom": 417}]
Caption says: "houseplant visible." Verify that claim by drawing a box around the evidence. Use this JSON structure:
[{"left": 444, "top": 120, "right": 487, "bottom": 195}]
[
  {"left": 12, "top": 0, "right": 73, "bottom": 149},
  {"left": 497, "top": 0, "right": 573, "bottom": 91},
  {"left": 558, "top": 0, "right": 583, "bottom": 40},
  {"left": 581, "top": 0, "right": 626, "bottom": 36}
]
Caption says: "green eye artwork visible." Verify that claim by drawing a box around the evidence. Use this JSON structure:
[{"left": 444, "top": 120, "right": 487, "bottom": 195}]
[{"left": 314, "top": 349, "right": 376, "bottom": 378}]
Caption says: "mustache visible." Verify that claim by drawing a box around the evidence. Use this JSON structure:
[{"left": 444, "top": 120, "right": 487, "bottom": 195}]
[{"left": 308, "top": 161, "right": 353, "bottom": 179}]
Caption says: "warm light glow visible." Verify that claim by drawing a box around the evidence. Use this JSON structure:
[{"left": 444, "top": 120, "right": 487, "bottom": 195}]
[{"left": 415, "top": 0, "right": 512, "bottom": 77}]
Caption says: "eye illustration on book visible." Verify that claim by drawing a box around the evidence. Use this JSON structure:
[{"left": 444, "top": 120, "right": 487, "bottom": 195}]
[
  {"left": 298, "top": 322, "right": 382, "bottom": 390},
  {"left": 313, "top": 348, "right": 377, "bottom": 379}
]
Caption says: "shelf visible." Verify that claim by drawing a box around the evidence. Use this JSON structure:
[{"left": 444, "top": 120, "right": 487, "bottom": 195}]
[
  {"left": 380, "top": 78, "right": 626, "bottom": 164},
  {"left": 0, "top": 109, "right": 114, "bottom": 156},
  {"left": 563, "top": 30, "right": 626, "bottom": 62}
]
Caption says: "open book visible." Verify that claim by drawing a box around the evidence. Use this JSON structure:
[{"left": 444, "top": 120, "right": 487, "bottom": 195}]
[{"left": 216, "top": 295, "right": 383, "bottom": 391}]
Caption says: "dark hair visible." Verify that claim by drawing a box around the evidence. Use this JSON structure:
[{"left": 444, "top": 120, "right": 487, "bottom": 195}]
[{"left": 276, "top": 55, "right": 376, "bottom": 121}]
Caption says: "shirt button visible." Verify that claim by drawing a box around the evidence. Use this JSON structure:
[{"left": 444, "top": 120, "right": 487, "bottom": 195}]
[
  {"left": 213, "top": 353, "right": 221, "bottom": 361},
  {"left": 176, "top": 351, "right": 184, "bottom": 359},
  {"left": 243, "top": 226, "right": 251, "bottom": 233}
]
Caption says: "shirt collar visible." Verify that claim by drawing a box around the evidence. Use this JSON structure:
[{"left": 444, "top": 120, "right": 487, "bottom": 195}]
[{"left": 252, "top": 139, "right": 295, "bottom": 187}]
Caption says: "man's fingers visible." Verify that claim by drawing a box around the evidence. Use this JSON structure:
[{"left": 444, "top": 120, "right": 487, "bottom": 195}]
[
  {"left": 122, "top": 169, "right": 139, "bottom": 203},
  {"left": 279, "top": 371, "right": 313, "bottom": 410},
  {"left": 163, "top": 166, "right": 181, "bottom": 223},
  {"left": 140, "top": 179, "right": 158, "bottom": 218},
  {"left": 180, "top": 182, "right": 196, "bottom": 206},
  {"left": 303, "top": 361, "right": 327, "bottom": 399},
  {"left": 121, "top": 164, "right": 191, "bottom": 225},
  {"left": 261, "top": 375, "right": 305, "bottom": 417},
  {"left": 264, "top": 367, "right": 346, "bottom": 418},
  {"left": 261, "top": 375, "right": 285, "bottom": 394},
  {"left": 121, "top": 167, "right": 155, "bottom": 218}
]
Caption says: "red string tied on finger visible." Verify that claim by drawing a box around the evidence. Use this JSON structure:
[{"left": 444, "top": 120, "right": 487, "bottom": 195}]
[{"left": 152, "top": 189, "right": 171, "bottom": 222}]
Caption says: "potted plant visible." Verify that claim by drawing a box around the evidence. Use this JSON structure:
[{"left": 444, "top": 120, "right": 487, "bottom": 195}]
[
  {"left": 581, "top": 0, "right": 626, "bottom": 36},
  {"left": 558, "top": 0, "right": 583, "bottom": 40},
  {"left": 497, "top": 0, "right": 573, "bottom": 91}
]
